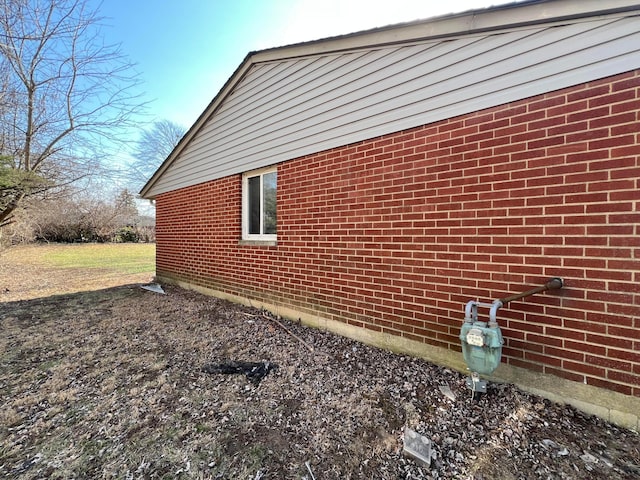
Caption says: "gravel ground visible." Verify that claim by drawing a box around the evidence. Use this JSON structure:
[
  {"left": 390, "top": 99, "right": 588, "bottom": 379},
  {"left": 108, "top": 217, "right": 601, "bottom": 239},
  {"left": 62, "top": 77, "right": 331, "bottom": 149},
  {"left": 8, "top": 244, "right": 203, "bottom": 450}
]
[{"left": 1, "top": 283, "right": 639, "bottom": 479}]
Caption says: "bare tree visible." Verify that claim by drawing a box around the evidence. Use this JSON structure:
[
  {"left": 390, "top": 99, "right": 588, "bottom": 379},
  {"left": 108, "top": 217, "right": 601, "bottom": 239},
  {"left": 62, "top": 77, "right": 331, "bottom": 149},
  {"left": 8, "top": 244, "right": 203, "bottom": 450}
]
[
  {"left": 130, "top": 119, "right": 185, "bottom": 189},
  {"left": 0, "top": 0, "right": 144, "bottom": 228}
]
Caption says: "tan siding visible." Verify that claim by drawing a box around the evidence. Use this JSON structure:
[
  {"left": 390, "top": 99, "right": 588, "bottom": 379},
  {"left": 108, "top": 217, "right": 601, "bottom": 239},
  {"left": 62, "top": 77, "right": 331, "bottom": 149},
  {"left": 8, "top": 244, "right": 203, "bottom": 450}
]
[{"left": 148, "top": 15, "right": 640, "bottom": 196}]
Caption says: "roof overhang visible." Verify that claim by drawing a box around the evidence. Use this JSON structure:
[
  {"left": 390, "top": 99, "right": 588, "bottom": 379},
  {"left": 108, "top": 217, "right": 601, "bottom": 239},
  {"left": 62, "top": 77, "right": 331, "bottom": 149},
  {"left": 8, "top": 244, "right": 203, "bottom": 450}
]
[{"left": 140, "top": 0, "right": 640, "bottom": 199}]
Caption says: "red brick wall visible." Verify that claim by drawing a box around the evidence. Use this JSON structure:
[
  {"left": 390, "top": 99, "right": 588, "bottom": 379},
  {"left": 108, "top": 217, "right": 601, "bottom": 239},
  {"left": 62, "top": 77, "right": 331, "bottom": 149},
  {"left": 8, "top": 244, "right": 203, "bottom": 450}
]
[{"left": 156, "top": 70, "right": 640, "bottom": 397}]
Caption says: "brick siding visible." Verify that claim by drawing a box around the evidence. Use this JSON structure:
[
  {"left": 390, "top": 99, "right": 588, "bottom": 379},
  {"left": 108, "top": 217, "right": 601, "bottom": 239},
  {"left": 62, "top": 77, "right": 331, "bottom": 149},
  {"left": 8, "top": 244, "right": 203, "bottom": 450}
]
[{"left": 156, "top": 69, "right": 640, "bottom": 397}]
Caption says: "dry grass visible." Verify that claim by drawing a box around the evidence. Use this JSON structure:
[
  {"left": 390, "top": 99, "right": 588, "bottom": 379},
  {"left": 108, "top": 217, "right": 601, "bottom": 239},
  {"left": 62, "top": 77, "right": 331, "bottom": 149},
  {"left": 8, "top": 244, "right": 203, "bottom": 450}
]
[
  {"left": 0, "top": 243, "right": 154, "bottom": 302},
  {"left": 1, "top": 244, "right": 639, "bottom": 479}
]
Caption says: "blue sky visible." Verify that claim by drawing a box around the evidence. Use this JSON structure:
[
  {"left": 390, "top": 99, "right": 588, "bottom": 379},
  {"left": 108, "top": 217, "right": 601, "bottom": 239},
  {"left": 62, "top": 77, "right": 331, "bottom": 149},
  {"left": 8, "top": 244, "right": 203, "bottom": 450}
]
[{"left": 95, "top": 0, "right": 498, "bottom": 129}]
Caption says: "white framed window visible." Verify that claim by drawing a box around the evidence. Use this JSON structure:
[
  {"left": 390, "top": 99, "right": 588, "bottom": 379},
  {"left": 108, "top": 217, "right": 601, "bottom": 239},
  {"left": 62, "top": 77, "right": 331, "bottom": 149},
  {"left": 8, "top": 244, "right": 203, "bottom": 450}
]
[{"left": 242, "top": 166, "right": 277, "bottom": 242}]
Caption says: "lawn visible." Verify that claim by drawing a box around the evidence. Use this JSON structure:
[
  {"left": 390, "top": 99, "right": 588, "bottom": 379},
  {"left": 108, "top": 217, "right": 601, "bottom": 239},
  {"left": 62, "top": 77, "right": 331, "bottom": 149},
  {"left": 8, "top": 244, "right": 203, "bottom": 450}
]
[
  {"left": 43, "top": 243, "right": 155, "bottom": 274},
  {"left": 0, "top": 243, "right": 155, "bottom": 302}
]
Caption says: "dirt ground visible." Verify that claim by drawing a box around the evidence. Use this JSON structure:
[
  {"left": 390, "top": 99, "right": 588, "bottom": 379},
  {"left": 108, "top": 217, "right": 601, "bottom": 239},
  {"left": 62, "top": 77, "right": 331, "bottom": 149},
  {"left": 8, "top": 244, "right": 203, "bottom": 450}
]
[{"left": 1, "top": 247, "right": 639, "bottom": 479}]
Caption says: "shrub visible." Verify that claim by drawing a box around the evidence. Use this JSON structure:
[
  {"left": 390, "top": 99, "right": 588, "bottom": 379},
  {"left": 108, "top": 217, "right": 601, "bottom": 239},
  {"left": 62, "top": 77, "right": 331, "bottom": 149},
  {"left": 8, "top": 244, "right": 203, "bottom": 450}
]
[{"left": 115, "top": 226, "right": 139, "bottom": 243}]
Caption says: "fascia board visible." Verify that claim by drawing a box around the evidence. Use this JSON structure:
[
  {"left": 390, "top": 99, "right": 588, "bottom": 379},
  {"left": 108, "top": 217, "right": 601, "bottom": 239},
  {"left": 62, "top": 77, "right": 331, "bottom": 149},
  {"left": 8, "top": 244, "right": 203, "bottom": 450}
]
[
  {"left": 251, "top": 0, "right": 640, "bottom": 63},
  {"left": 140, "top": 54, "right": 255, "bottom": 199},
  {"left": 139, "top": 0, "right": 640, "bottom": 199}
]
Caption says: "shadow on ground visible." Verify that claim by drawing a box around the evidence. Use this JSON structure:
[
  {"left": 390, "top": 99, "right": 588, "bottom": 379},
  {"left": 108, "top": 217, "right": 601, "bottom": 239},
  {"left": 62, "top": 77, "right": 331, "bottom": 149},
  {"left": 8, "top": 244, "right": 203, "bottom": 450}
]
[{"left": 1, "top": 285, "right": 639, "bottom": 479}]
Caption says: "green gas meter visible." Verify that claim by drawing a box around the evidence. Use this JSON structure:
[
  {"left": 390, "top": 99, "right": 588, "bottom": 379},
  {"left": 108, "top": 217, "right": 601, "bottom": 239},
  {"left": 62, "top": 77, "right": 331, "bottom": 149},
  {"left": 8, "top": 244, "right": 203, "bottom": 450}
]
[
  {"left": 459, "top": 300, "right": 504, "bottom": 393},
  {"left": 460, "top": 278, "right": 563, "bottom": 394}
]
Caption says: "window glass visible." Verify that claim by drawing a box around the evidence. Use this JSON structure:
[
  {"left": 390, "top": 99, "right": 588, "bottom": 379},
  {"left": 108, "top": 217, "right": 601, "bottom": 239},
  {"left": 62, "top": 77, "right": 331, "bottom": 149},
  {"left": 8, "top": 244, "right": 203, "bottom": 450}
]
[
  {"left": 248, "top": 175, "right": 261, "bottom": 234},
  {"left": 263, "top": 172, "right": 277, "bottom": 234}
]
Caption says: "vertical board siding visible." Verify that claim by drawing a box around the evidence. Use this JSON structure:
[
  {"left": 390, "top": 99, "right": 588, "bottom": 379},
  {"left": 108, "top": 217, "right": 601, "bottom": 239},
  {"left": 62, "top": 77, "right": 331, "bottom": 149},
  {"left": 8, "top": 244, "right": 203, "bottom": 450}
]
[
  {"left": 156, "top": 70, "right": 640, "bottom": 398},
  {"left": 148, "top": 15, "right": 640, "bottom": 197}
]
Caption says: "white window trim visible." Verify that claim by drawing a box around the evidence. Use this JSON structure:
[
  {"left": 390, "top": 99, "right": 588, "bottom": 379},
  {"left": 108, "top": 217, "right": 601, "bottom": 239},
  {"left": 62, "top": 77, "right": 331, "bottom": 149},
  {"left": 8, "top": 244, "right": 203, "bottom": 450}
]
[{"left": 241, "top": 166, "right": 277, "bottom": 242}]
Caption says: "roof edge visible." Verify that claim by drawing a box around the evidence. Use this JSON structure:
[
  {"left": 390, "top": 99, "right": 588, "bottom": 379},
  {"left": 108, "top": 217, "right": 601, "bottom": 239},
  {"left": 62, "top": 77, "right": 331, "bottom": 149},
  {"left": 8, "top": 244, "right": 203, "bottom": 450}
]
[
  {"left": 140, "top": 0, "right": 640, "bottom": 199},
  {"left": 252, "top": 0, "right": 640, "bottom": 63}
]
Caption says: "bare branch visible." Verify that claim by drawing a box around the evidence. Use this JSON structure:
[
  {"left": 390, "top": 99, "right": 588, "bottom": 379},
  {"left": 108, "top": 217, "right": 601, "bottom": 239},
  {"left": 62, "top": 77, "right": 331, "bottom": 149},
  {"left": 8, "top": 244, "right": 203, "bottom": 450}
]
[
  {"left": 129, "top": 119, "right": 185, "bottom": 190},
  {"left": 0, "top": 0, "right": 146, "bottom": 226}
]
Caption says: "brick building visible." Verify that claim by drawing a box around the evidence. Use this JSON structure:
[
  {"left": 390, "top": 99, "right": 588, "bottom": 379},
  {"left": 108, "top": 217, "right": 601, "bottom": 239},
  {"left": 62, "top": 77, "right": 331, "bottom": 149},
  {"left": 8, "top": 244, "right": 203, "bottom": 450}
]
[{"left": 141, "top": 0, "right": 640, "bottom": 429}]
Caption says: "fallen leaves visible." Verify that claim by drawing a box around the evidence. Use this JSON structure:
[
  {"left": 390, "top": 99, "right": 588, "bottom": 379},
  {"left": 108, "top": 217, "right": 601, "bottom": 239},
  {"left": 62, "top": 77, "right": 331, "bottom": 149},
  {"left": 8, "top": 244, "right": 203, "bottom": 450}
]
[{"left": 0, "top": 285, "right": 639, "bottom": 479}]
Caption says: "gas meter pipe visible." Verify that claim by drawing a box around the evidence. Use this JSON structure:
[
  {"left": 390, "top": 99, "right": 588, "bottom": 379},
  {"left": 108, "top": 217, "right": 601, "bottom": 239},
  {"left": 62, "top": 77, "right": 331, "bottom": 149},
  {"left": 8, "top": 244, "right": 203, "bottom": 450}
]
[
  {"left": 488, "top": 277, "right": 563, "bottom": 326},
  {"left": 499, "top": 277, "right": 564, "bottom": 305}
]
